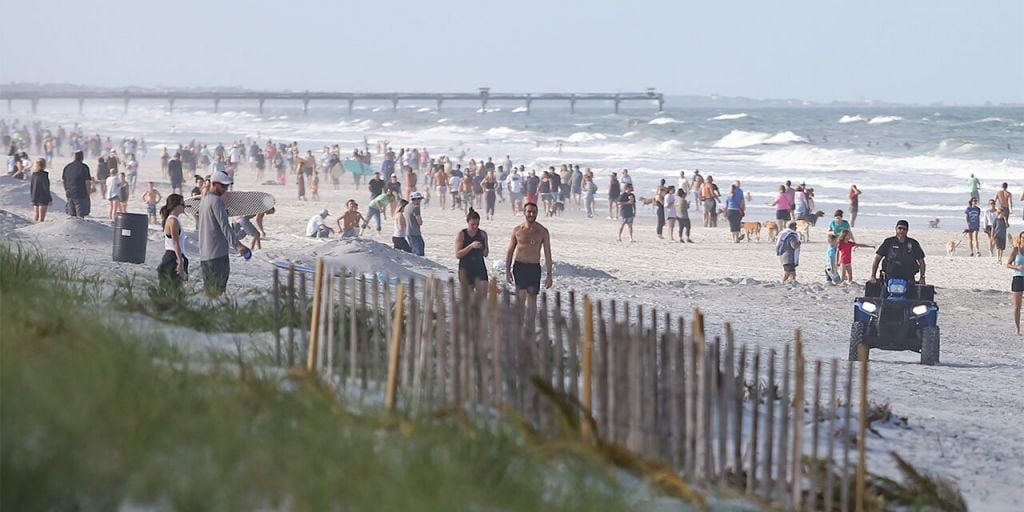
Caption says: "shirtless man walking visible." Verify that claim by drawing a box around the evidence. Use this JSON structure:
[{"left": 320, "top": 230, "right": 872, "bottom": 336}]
[
  {"left": 996, "top": 182, "right": 1013, "bottom": 220},
  {"left": 505, "top": 202, "right": 553, "bottom": 324}
]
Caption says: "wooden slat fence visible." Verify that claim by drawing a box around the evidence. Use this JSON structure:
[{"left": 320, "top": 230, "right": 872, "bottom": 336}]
[{"left": 270, "top": 262, "right": 874, "bottom": 511}]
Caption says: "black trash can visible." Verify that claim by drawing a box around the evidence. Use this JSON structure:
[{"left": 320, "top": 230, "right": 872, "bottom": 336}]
[{"left": 112, "top": 213, "right": 149, "bottom": 264}]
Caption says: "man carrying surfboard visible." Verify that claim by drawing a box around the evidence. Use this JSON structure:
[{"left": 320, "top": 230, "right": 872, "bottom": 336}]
[{"left": 198, "top": 169, "right": 251, "bottom": 297}]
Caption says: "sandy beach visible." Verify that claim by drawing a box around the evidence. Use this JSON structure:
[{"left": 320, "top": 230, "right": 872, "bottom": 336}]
[{"left": 2, "top": 152, "right": 1022, "bottom": 510}]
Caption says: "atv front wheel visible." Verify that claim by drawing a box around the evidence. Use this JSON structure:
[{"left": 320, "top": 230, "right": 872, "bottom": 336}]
[
  {"left": 920, "top": 326, "right": 940, "bottom": 366},
  {"left": 850, "top": 321, "right": 869, "bottom": 361}
]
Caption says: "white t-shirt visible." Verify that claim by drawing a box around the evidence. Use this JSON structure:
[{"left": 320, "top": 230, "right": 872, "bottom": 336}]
[
  {"left": 506, "top": 173, "right": 522, "bottom": 193},
  {"left": 307, "top": 214, "right": 326, "bottom": 236},
  {"left": 106, "top": 175, "right": 121, "bottom": 199}
]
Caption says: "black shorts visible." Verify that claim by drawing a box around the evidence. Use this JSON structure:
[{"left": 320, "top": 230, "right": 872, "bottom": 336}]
[
  {"left": 1013, "top": 276, "right": 1024, "bottom": 293},
  {"left": 728, "top": 209, "right": 742, "bottom": 232},
  {"left": 512, "top": 261, "right": 542, "bottom": 295},
  {"left": 783, "top": 263, "right": 797, "bottom": 272},
  {"left": 459, "top": 261, "right": 489, "bottom": 286},
  {"left": 776, "top": 210, "right": 790, "bottom": 220}
]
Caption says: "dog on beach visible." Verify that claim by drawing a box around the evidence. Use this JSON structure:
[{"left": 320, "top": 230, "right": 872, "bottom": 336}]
[
  {"left": 765, "top": 221, "right": 780, "bottom": 242},
  {"left": 945, "top": 239, "right": 961, "bottom": 256},
  {"left": 550, "top": 201, "right": 565, "bottom": 216},
  {"left": 795, "top": 220, "right": 813, "bottom": 242},
  {"left": 741, "top": 222, "right": 762, "bottom": 242},
  {"left": 929, "top": 218, "right": 941, "bottom": 229}
]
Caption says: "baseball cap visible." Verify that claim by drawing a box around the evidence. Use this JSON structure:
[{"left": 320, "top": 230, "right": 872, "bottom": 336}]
[
  {"left": 211, "top": 169, "right": 233, "bottom": 185},
  {"left": 320, "top": 208, "right": 330, "bottom": 216},
  {"left": 410, "top": 191, "right": 423, "bottom": 200}
]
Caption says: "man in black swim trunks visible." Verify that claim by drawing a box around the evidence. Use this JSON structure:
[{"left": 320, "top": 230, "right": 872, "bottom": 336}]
[{"left": 505, "top": 202, "right": 553, "bottom": 325}]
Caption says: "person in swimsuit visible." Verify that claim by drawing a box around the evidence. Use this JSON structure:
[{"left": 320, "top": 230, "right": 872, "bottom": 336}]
[
  {"left": 482, "top": 171, "right": 497, "bottom": 220},
  {"left": 1006, "top": 232, "right": 1024, "bottom": 335},
  {"left": 995, "top": 182, "right": 1013, "bottom": 219},
  {"left": 455, "top": 207, "right": 490, "bottom": 293},
  {"left": 157, "top": 194, "right": 189, "bottom": 289},
  {"left": 505, "top": 202, "right": 553, "bottom": 325}
]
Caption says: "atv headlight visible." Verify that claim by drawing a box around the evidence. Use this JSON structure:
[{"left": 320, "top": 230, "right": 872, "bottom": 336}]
[
  {"left": 887, "top": 281, "right": 907, "bottom": 295},
  {"left": 861, "top": 301, "right": 878, "bottom": 313},
  {"left": 912, "top": 304, "right": 929, "bottom": 316}
]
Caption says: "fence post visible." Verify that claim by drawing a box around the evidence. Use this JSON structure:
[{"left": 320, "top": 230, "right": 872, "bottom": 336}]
[
  {"left": 305, "top": 258, "right": 324, "bottom": 372},
  {"left": 360, "top": 275, "right": 368, "bottom": 389},
  {"left": 841, "top": 360, "right": 854, "bottom": 512},
  {"left": 597, "top": 300, "right": 609, "bottom": 436},
  {"left": 350, "top": 272, "right": 359, "bottom": 387},
  {"left": 489, "top": 280, "right": 501, "bottom": 413},
  {"left": 776, "top": 344, "right": 792, "bottom": 507},
  {"left": 733, "top": 344, "right": 747, "bottom": 489},
  {"left": 371, "top": 276, "right": 381, "bottom": 385},
  {"left": 792, "top": 331, "right": 805, "bottom": 510},
  {"left": 825, "top": 359, "right": 839, "bottom": 511},
  {"left": 856, "top": 346, "right": 868, "bottom": 512},
  {"left": 747, "top": 348, "right": 761, "bottom": 496},
  {"left": 810, "top": 359, "right": 823, "bottom": 512},
  {"left": 719, "top": 326, "right": 734, "bottom": 488},
  {"left": 299, "top": 272, "right": 308, "bottom": 362},
  {"left": 568, "top": 290, "right": 580, "bottom": 401},
  {"left": 323, "top": 271, "right": 333, "bottom": 374},
  {"left": 385, "top": 284, "right": 406, "bottom": 410},
  {"left": 581, "top": 295, "right": 594, "bottom": 441},
  {"left": 287, "top": 265, "right": 295, "bottom": 366},
  {"left": 273, "top": 267, "right": 281, "bottom": 366},
  {"left": 762, "top": 348, "right": 776, "bottom": 500}
]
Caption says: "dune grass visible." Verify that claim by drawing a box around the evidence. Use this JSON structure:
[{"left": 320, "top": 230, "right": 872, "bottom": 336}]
[{"left": 0, "top": 244, "right": 638, "bottom": 511}]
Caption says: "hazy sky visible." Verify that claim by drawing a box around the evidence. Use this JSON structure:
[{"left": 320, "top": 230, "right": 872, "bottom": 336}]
[{"left": 1, "top": 0, "right": 1021, "bottom": 104}]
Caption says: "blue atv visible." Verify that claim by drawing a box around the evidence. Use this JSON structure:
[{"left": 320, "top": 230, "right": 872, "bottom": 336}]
[{"left": 851, "top": 278, "right": 940, "bottom": 365}]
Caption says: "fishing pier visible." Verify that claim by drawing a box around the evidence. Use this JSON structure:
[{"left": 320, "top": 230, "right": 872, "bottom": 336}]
[{"left": 0, "top": 86, "right": 665, "bottom": 115}]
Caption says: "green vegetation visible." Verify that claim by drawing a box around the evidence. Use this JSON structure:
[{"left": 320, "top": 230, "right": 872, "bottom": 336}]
[{"left": 0, "top": 245, "right": 637, "bottom": 511}]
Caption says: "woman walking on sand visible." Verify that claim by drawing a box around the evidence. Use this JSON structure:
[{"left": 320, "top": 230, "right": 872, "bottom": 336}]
[
  {"left": 29, "top": 158, "right": 52, "bottom": 222},
  {"left": 157, "top": 194, "right": 189, "bottom": 289},
  {"left": 1007, "top": 232, "right": 1024, "bottom": 335},
  {"left": 455, "top": 207, "right": 490, "bottom": 293}
]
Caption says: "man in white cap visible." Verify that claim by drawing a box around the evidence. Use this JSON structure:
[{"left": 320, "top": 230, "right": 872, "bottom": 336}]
[
  {"left": 307, "top": 208, "right": 333, "bottom": 238},
  {"left": 405, "top": 191, "right": 425, "bottom": 255},
  {"left": 198, "top": 169, "right": 251, "bottom": 296}
]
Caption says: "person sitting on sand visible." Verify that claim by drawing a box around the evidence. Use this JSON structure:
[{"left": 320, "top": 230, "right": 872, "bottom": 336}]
[
  {"left": 307, "top": 209, "right": 333, "bottom": 238},
  {"left": 337, "top": 200, "right": 366, "bottom": 238}
]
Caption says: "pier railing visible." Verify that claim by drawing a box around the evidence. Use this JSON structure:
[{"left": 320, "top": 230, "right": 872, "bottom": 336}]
[
  {"left": 272, "top": 260, "right": 874, "bottom": 511},
  {"left": 0, "top": 86, "right": 664, "bottom": 115}
]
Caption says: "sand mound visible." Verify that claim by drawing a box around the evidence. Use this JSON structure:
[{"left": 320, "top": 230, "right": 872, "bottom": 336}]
[
  {"left": 0, "top": 176, "right": 68, "bottom": 212},
  {"left": 0, "top": 209, "right": 33, "bottom": 237},
  {"left": 16, "top": 216, "right": 115, "bottom": 247},
  {"left": 269, "top": 237, "right": 449, "bottom": 281},
  {"left": 553, "top": 262, "right": 614, "bottom": 280}
]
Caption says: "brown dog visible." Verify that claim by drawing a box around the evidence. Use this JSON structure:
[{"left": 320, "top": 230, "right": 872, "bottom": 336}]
[
  {"left": 945, "top": 239, "right": 961, "bottom": 256},
  {"left": 765, "top": 221, "right": 780, "bottom": 242},
  {"left": 741, "top": 222, "right": 762, "bottom": 242},
  {"left": 795, "top": 220, "right": 813, "bottom": 242},
  {"left": 929, "top": 218, "right": 941, "bottom": 229}
]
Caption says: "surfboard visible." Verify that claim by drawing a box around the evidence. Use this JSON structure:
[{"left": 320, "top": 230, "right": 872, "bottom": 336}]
[
  {"left": 328, "top": 161, "right": 345, "bottom": 180},
  {"left": 343, "top": 159, "right": 373, "bottom": 176},
  {"left": 184, "top": 191, "right": 276, "bottom": 217}
]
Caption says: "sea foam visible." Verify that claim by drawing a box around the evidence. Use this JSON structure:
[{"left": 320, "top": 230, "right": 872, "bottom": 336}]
[
  {"left": 867, "top": 115, "right": 903, "bottom": 125},
  {"left": 839, "top": 115, "right": 866, "bottom": 124},
  {"left": 713, "top": 130, "right": 807, "bottom": 148},
  {"left": 709, "top": 113, "right": 749, "bottom": 121}
]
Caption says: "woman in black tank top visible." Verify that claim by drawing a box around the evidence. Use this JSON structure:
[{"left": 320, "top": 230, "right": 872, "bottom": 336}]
[{"left": 454, "top": 207, "right": 489, "bottom": 292}]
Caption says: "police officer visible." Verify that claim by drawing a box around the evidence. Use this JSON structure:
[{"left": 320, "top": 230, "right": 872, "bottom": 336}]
[{"left": 870, "top": 219, "right": 926, "bottom": 285}]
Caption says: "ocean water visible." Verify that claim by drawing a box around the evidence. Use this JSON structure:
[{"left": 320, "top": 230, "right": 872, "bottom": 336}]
[{"left": 6, "top": 99, "right": 1023, "bottom": 229}]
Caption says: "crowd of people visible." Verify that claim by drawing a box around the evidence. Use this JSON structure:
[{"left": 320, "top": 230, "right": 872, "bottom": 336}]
[{"left": 6, "top": 119, "right": 1024, "bottom": 333}]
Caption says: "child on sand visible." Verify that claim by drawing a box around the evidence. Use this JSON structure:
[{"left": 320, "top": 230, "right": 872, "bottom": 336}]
[
  {"left": 825, "top": 233, "right": 841, "bottom": 284},
  {"left": 311, "top": 172, "right": 320, "bottom": 201},
  {"left": 337, "top": 200, "right": 366, "bottom": 238},
  {"left": 837, "top": 231, "right": 874, "bottom": 284},
  {"left": 142, "top": 182, "right": 163, "bottom": 224},
  {"left": 118, "top": 173, "right": 130, "bottom": 213}
]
